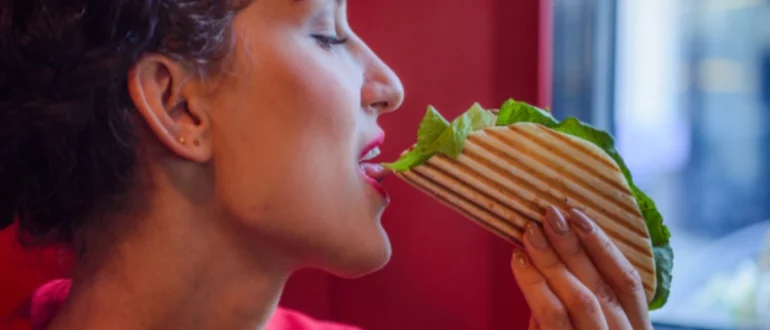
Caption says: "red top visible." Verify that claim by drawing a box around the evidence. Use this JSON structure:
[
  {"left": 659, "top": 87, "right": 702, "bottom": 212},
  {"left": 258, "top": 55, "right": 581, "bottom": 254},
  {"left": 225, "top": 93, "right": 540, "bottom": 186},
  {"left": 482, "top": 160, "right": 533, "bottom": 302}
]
[{"left": 6, "top": 278, "right": 360, "bottom": 330}]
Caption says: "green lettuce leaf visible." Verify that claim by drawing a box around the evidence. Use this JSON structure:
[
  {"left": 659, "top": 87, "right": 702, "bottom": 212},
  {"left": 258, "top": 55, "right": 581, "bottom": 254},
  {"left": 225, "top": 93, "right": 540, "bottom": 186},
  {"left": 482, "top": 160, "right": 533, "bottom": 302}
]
[
  {"left": 650, "top": 244, "right": 673, "bottom": 310},
  {"left": 382, "top": 149, "right": 431, "bottom": 173},
  {"left": 416, "top": 106, "right": 450, "bottom": 152},
  {"left": 495, "top": 99, "right": 558, "bottom": 127},
  {"left": 468, "top": 103, "right": 497, "bottom": 130},
  {"left": 384, "top": 99, "right": 673, "bottom": 310},
  {"left": 383, "top": 103, "right": 496, "bottom": 170}
]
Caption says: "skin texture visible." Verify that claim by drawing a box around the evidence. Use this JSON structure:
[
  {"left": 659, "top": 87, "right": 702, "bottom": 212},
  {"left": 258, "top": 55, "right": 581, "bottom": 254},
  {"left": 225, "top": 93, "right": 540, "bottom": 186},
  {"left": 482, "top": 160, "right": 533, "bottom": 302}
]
[{"left": 35, "top": 1, "right": 653, "bottom": 329}]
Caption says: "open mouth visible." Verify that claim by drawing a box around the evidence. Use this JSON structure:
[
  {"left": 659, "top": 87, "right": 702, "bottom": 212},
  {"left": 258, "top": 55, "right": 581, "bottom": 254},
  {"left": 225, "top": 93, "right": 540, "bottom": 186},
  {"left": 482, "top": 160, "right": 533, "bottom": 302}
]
[
  {"left": 359, "top": 145, "right": 389, "bottom": 182},
  {"left": 360, "top": 145, "right": 382, "bottom": 162},
  {"left": 359, "top": 136, "right": 390, "bottom": 199}
]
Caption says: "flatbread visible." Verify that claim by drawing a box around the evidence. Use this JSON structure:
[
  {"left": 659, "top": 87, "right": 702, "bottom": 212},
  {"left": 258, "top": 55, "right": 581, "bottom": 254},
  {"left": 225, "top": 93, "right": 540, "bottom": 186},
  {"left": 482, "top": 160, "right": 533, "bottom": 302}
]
[{"left": 397, "top": 123, "right": 657, "bottom": 302}]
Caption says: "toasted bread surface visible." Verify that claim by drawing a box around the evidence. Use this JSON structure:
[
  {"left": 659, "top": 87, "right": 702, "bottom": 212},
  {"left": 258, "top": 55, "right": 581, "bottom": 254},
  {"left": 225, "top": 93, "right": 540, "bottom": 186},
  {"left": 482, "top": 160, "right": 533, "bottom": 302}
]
[{"left": 397, "top": 123, "right": 657, "bottom": 301}]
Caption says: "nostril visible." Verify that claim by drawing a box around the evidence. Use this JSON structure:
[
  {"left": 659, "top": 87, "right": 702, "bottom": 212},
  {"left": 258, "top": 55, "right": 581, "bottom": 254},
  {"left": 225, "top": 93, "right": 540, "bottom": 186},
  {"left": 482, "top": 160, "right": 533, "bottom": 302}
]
[
  {"left": 369, "top": 101, "right": 390, "bottom": 114},
  {"left": 374, "top": 101, "right": 389, "bottom": 109}
]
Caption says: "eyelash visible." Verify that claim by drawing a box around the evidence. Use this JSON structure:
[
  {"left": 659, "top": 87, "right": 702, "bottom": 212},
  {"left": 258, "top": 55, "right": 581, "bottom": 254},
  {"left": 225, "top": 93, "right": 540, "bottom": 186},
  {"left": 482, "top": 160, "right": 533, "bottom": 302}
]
[{"left": 312, "top": 34, "right": 349, "bottom": 50}]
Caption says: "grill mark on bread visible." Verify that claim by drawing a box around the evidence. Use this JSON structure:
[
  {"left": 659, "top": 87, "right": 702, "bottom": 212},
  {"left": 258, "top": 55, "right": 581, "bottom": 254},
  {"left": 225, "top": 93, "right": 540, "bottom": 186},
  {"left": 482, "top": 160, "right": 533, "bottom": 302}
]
[
  {"left": 413, "top": 162, "right": 530, "bottom": 232},
  {"left": 403, "top": 162, "right": 656, "bottom": 294},
  {"left": 419, "top": 150, "right": 656, "bottom": 284},
  {"left": 465, "top": 134, "right": 653, "bottom": 260},
  {"left": 397, "top": 171, "right": 524, "bottom": 243},
  {"left": 485, "top": 129, "right": 645, "bottom": 234},
  {"left": 530, "top": 125, "right": 632, "bottom": 195},
  {"left": 394, "top": 122, "right": 658, "bottom": 301},
  {"left": 497, "top": 126, "right": 640, "bottom": 217},
  {"left": 428, "top": 155, "right": 543, "bottom": 225}
]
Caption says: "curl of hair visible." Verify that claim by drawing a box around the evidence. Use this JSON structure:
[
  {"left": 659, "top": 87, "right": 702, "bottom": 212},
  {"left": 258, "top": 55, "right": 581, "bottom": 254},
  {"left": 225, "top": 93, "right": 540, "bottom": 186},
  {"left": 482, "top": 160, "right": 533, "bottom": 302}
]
[{"left": 0, "top": 0, "right": 247, "bottom": 245}]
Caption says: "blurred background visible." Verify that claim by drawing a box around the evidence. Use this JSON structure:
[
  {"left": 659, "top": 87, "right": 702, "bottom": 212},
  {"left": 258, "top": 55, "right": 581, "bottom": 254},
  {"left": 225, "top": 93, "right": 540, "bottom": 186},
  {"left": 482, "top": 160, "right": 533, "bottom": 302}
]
[
  {"left": 2, "top": 1, "right": 770, "bottom": 330},
  {"left": 552, "top": 0, "right": 770, "bottom": 328}
]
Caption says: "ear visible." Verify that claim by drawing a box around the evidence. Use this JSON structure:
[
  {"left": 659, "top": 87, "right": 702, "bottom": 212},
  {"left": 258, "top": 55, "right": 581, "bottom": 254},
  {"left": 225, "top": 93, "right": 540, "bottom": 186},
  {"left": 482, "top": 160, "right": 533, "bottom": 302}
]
[{"left": 127, "top": 54, "right": 212, "bottom": 163}]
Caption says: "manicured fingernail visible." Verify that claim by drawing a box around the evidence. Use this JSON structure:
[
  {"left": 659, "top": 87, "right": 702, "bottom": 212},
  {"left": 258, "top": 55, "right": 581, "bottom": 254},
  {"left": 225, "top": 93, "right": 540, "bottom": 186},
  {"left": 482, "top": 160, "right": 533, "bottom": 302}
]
[
  {"left": 545, "top": 206, "right": 568, "bottom": 236},
  {"left": 512, "top": 249, "right": 529, "bottom": 268},
  {"left": 526, "top": 223, "right": 548, "bottom": 250},
  {"left": 570, "top": 209, "right": 593, "bottom": 233}
]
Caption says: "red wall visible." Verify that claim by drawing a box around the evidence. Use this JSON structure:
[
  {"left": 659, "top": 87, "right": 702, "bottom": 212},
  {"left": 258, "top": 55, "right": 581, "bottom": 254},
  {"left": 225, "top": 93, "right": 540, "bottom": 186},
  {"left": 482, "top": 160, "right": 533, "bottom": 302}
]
[{"left": 0, "top": 1, "right": 550, "bottom": 329}]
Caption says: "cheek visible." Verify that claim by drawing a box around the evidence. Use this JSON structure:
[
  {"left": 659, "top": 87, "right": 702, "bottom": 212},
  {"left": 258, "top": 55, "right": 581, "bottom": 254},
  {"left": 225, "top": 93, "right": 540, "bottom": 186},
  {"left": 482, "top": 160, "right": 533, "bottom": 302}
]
[
  {"left": 240, "top": 38, "right": 361, "bottom": 146},
  {"left": 279, "top": 52, "right": 362, "bottom": 135},
  {"left": 210, "top": 35, "right": 365, "bottom": 221}
]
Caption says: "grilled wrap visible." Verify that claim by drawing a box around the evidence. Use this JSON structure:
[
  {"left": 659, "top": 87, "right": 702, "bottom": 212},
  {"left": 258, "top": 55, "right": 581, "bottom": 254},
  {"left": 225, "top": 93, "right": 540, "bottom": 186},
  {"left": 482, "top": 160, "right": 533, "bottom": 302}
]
[{"left": 384, "top": 100, "right": 673, "bottom": 310}]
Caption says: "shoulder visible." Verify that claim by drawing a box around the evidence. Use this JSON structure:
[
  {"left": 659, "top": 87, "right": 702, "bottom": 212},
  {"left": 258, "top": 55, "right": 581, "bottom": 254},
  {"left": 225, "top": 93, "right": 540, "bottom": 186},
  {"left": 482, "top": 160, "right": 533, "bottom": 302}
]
[{"left": 267, "top": 307, "right": 362, "bottom": 330}]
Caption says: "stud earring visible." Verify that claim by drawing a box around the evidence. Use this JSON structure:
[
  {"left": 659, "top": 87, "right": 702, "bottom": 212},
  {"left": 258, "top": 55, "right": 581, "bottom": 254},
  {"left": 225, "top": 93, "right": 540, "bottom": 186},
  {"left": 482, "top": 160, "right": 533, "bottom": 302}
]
[{"left": 178, "top": 137, "right": 186, "bottom": 145}]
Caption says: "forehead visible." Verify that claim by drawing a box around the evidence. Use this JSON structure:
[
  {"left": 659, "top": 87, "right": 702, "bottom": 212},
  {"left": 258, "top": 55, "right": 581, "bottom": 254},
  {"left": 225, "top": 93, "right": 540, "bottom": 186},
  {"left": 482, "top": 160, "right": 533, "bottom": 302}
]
[{"left": 234, "top": 0, "right": 345, "bottom": 25}]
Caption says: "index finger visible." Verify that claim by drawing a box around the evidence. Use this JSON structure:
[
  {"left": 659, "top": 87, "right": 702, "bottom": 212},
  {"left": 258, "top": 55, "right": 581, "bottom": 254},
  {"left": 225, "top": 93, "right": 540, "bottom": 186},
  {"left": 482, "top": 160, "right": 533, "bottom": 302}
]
[{"left": 568, "top": 209, "right": 653, "bottom": 330}]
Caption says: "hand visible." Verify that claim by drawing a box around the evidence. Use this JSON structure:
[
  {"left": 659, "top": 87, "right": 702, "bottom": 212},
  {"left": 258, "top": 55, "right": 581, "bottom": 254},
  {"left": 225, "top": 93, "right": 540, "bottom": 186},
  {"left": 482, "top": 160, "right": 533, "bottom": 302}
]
[{"left": 511, "top": 207, "right": 653, "bottom": 330}]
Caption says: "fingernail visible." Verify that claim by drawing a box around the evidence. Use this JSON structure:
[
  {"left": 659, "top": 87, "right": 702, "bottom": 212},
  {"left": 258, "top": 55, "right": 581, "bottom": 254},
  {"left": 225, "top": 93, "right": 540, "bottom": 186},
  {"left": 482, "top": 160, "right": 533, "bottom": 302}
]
[
  {"left": 526, "top": 223, "right": 548, "bottom": 250},
  {"left": 512, "top": 249, "right": 529, "bottom": 268},
  {"left": 569, "top": 209, "right": 594, "bottom": 233},
  {"left": 545, "top": 206, "right": 569, "bottom": 236}
]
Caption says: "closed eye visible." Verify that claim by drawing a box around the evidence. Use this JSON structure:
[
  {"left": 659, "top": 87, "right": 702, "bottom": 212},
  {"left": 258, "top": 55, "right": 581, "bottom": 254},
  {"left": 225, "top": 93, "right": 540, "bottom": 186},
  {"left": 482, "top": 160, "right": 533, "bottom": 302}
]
[{"left": 312, "top": 34, "right": 349, "bottom": 50}]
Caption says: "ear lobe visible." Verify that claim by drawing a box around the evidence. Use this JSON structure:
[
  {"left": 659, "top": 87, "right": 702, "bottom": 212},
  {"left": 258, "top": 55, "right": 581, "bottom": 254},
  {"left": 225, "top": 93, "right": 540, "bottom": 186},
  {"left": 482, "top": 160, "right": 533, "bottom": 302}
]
[{"left": 128, "top": 54, "right": 212, "bottom": 163}]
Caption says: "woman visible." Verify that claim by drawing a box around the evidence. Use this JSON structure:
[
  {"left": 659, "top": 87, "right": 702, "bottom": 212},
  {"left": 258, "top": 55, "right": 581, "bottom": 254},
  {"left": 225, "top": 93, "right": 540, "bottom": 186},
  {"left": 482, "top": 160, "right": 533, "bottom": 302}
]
[{"left": 0, "top": 0, "right": 654, "bottom": 329}]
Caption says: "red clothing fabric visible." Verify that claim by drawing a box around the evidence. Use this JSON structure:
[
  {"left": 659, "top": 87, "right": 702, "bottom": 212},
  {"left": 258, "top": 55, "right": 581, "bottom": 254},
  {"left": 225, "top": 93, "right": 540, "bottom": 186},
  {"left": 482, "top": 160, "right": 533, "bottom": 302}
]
[{"left": 6, "top": 278, "right": 360, "bottom": 330}]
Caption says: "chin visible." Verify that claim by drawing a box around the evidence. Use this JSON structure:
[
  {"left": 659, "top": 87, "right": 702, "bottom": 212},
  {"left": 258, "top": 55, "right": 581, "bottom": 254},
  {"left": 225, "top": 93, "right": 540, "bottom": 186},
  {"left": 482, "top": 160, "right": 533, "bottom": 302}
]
[{"left": 324, "top": 228, "right": 392, "bottom": 279}]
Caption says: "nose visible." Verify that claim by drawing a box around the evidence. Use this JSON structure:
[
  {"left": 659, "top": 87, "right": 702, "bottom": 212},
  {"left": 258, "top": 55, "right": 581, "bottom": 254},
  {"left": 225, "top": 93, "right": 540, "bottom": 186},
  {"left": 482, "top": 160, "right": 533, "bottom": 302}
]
[{"left": 360, "top": 48, "right": 405, "bottom": 115}]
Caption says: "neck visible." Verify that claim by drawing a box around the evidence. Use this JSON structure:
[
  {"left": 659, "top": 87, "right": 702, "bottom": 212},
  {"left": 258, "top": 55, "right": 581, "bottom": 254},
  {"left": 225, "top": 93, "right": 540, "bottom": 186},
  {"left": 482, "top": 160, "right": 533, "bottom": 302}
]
[{"left": 48, "top": 198, "right": 290, "bottom": 330}]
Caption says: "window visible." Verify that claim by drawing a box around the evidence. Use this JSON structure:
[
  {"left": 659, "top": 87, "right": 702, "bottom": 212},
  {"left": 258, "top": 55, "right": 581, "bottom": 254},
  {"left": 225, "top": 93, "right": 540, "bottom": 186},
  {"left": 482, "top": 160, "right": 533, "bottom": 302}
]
[{"left": 552, "top": 0, "right": 770, "bottom": 329}]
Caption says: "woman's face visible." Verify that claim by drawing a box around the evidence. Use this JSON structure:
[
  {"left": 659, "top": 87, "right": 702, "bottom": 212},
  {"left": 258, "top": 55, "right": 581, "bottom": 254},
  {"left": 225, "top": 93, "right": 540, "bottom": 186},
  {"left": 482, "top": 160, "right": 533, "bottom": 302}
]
[{"left": 204, "top": 0, "right": 403, "bottom": 276}]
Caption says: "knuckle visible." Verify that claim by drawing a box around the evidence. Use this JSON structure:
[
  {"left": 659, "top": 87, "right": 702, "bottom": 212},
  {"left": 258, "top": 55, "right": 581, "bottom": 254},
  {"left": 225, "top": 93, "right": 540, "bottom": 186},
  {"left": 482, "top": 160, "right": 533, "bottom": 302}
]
[
  {"left": 565, "top": 291, "right": 599, "bottom": 314},
  {"left": 520, "top": 273, "right": 546, "bottom": 287},
  {"left": 538, "top": 306, "right": 571, "bottom": 329},
  {"left": 542, "top": 257, "right": 563, "bottom": 272},
  {"left": 594, "top": 279, "right": 620, "bottom": 308},
  {"left": 617, "top": 267, "right": 643, "bottom": 292},
  {"left": 599, "top": 236, "right": 614, "bottom": 252}
]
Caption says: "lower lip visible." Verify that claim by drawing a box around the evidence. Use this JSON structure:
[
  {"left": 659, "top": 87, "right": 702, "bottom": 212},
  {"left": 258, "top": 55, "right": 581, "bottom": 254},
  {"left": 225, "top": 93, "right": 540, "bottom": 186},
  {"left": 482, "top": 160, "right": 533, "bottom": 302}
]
[{"left": 359, "top": 164, "right": 390, "bottom": 201}]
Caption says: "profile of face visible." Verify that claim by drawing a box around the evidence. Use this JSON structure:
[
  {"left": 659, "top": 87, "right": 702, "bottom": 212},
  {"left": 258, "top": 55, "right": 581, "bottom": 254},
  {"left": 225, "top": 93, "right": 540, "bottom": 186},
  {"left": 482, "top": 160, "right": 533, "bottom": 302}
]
[{"left": 130, "top": 0, "right": 404, "bottom": 277}]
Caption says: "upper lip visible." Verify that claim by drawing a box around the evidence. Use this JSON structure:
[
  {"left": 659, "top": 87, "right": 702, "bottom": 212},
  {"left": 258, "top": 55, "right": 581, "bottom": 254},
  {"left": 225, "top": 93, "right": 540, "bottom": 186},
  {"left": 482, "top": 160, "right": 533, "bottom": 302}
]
[{"left": 359, "top": 133, "right": 385, "bottom": 162}]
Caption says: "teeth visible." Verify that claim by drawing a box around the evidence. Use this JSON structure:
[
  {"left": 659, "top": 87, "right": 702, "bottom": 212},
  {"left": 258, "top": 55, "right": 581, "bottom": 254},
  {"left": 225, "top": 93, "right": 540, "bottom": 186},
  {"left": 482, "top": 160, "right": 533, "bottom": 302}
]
[{"left": 360, "top": 147, "right": 381, "bottom": 162}]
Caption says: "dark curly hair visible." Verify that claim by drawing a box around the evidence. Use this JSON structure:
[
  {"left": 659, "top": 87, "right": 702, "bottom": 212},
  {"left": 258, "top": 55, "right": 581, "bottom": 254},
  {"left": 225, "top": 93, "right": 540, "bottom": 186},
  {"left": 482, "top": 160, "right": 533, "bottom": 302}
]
[{"left": 0, "top": 0, "right": 249, "bottom": 246}]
